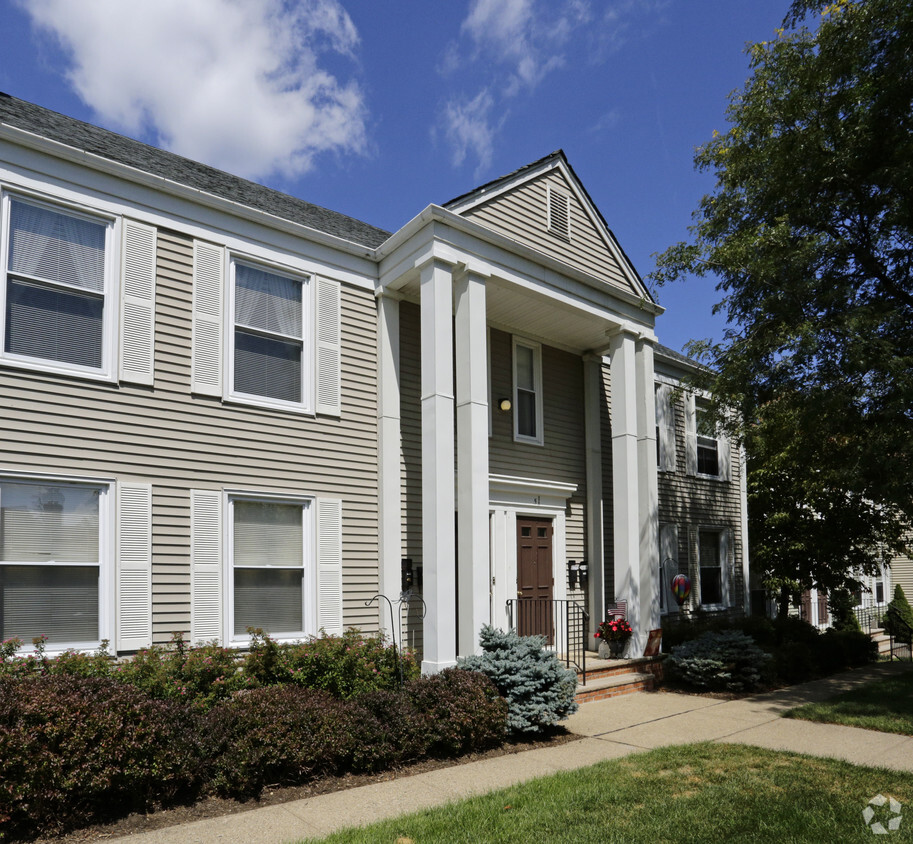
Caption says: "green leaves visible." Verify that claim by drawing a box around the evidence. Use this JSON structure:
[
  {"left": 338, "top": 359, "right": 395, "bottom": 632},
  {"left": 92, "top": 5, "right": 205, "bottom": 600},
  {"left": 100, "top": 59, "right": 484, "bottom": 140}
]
[{"left": 651, "top": 0, "right": 913, "bottom": 599}]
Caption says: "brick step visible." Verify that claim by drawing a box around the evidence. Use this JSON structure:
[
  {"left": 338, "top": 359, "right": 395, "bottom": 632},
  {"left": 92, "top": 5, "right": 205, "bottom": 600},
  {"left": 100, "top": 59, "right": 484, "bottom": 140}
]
[
  {"left": 576, "top": 653, "right": 666, "bottom": 684},
  {"left": 575, "top": 671, "right": 655, "bottom": 703}
]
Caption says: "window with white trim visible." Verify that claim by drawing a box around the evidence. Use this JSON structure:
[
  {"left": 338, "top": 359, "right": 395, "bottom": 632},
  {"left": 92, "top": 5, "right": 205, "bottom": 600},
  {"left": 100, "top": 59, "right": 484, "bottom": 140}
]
[
  {"left": 698, "top": 528, "right": 731, "bottom": 608},
  {"left": 1, "top": 195, "right": 114, "bottom": 377},
  {"left": 513, "top": 337, "right": 543, "bottom": 444},
  {"left": 695, "top": 399, "right": 719, "bottom": 476},
  {"left": 228, "top": 495, "right": 312, "bottom": 640},
  {"left": 0, "top": 476, "right": 110, "bottom": 647},
  {"left": 229, "top": 260, "right": 310, "bottom": 409}
]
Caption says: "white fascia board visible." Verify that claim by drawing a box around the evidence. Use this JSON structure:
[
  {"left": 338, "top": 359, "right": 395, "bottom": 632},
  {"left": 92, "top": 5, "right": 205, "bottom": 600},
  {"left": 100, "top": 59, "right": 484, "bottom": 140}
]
[
  {"left": 0, "top": 128, "right": 380, "bottom": 291},
  {"left": 379, "top": 206, "right": 661, "bottom": 328},
  {"left": 445, "top": 157, "right": 653, "bottom": 304}
]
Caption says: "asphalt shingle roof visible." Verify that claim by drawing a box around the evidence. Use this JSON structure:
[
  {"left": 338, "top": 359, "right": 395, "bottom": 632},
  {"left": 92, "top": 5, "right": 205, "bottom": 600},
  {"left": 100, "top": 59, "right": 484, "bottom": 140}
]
[{"left": 0, "top": 92, "right": 391, "bottom": 250}]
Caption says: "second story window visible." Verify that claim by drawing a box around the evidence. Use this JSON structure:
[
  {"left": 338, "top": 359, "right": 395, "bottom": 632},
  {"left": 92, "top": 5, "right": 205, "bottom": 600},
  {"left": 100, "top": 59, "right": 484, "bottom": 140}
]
[
  {"left": 695, "top": 400, "right": 719, "bottom": 476},
  {"left": 513, "top": 337, "right": 543, "bottom": 445},
  {"left": 231, "top": 261, "right": 308, "bottom": 408},
  {"left": 2, "top": 197, "right": 112, "bottom": 376}
]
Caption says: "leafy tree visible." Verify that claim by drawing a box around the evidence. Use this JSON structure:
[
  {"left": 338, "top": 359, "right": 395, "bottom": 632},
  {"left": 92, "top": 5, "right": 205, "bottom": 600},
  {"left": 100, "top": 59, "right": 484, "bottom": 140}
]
[{"left": 652, "top": 0, "right": 913, "bottom": 608}]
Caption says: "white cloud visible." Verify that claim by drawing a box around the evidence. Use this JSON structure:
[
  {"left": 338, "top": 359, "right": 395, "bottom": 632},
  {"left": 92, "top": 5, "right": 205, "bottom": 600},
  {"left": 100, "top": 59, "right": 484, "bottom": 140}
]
[
  {"left": 439, "top": 0, "right": 590, "bottom": 174},
  {"left": 18, "top": 0, "right": 367, "bottom": 180},
  {"left": 442, "top": 89, "right": 497, "bottom": 176}
]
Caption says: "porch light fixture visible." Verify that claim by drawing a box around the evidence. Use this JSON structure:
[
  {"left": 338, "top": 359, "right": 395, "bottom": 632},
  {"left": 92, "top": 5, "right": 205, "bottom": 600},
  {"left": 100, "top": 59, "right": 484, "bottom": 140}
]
[{"left": 498, "top": 397, "right": 512, "bottom": 412}]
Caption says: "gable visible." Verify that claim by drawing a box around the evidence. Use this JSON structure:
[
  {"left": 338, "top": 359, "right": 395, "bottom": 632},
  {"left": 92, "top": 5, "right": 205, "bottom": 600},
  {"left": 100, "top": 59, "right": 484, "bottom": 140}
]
[{"left": 453, "top": 167, "right": 642, "bottom": 298}]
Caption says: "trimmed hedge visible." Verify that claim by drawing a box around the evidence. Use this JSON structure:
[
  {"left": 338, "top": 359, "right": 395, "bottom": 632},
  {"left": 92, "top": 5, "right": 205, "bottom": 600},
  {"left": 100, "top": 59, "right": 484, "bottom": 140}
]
[
  {"left": 0, "top": 675, "right": 202, "bottom": 839},
  {"left": 0, "top": 633, "right": 508, "bottom": 838},
  {"left": 667, "top": 631, "right": 771, "bottom": 692}
]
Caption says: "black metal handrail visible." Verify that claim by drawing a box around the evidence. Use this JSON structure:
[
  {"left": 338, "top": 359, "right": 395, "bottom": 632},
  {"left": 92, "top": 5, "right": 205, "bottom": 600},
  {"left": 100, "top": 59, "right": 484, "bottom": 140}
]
[
  {"left": 505, "top": 598, "right": 589, "bottom": 685},
  {"left": 853, "top": 604, "right": 886, "bottom": 635},
  {"left": 886, "top": 614, "right": 913, "bottom": 662}
]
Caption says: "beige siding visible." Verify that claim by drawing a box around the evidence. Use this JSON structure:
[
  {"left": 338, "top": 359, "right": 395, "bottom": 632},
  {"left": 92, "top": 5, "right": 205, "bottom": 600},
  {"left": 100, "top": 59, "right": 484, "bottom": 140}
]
[
  {"left": 460, "top": 170, "right": 636, "bottom": 296},
  {"left": 657, "top": 388, "right": 746, "bottom": 616},
  {"left": 0, "top": 228, "right": 379, "bottom": 645},
  {"left": 891, "top": 549, "right": 913, "bottom": 605}
]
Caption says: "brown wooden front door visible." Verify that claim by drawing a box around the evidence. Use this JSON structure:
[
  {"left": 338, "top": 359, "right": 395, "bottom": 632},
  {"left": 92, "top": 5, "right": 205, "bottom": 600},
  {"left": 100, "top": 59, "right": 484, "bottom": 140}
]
[{"left": 516, "top": 517, "right": 554, "bottom": 640}]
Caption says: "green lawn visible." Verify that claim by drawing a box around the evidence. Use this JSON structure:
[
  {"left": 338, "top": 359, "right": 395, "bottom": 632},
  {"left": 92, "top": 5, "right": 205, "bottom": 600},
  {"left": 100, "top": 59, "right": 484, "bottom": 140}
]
[
  {"left": 305, "top": 743, "right": 913, "bottom": 843},
  {"left": 784, "top": 670, "right": 913, "bottom": 736}
]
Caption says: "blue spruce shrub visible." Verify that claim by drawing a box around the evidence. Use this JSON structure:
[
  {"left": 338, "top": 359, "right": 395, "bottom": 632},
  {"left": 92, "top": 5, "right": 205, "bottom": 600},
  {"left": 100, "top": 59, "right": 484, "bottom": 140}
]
[
  {"left": 457, "top": 625, "right": 578, "bottom": 734},
  {"left": 667, "top": 630, "right": 771, "bottom": 692}
]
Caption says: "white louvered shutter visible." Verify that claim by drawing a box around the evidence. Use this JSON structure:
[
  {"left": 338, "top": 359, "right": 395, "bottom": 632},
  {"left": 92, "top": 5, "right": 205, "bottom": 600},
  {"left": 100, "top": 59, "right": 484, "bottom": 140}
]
[
  {"left": 317, "top": 497, "right": 343, "bottom": 635},
  {"left": 315, "top": 277, "right": 341, "bottom": 416},
  {"left": 718, "top": 419, "right": 732, "bottom": 482},
  {"left": 116, "top": 482, "right": 152, "bottom": 651},
  {"left": 720, "top": 528, "right": 732, "bottom": 606},
  {"left": 659, "top": 523, "right": 679, "bottom": 614},
  {"left": 684, "top": 392, "right": 698, "bottom": 476},
  {"left": 192, "top": 241, "right": 224, "bottom": 396},
  {"left": 656, "top": 384, "right": 677, "bottom": 472},
  {"left": 119, "top": 220, "right": 157, "bottom": 386},
  {"left": 191, "top": 490, "right": 222, "bottom": 644}
]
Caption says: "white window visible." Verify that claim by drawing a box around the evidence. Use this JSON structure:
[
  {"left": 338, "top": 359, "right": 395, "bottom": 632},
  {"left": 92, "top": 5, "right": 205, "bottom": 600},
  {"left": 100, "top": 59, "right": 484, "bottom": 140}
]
[
  {"left": 513, "top": 337, "right": 543, "bottom": 445},
  {"left": 655, "top": 383, "right": 676, "bottom": 472},
  {"left": 227, "top": 495, "right": 313, "bottom": 641},
  {"left": 229, "top": 260, "right": 311, "bottom": 410},
  {"left": 685, "top": 393, "right": 731, "bottom": 481},
  {"left": 1, "top": 195, "right": 115, "bottom": 378},
  {"left": 0, "top": 476, "right": 111, "bottom": 648},
  {"left": 698, "top": 528, "right": 731, "bottom": 608},
  {"left": 695, "top": 400, "right": 719, "bottom": 476}
]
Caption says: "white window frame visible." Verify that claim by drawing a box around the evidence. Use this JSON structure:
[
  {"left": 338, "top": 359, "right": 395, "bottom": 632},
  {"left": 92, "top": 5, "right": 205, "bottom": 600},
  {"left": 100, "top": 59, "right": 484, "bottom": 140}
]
[
  {"left": 0, "top": 191, "right": 118, "bottom": 382},
  {"left": 0, "top": 469, "right": 114, "bottom": 653},
  {"left": 696, "top": 526, "right": 730, "bottom": 610},
  {"left": 694, "top": 398, "right": 721, "bottom": 479},
  {"left": 512, "top": 336, "right": 544, "bottom": 446},
  {"left": 225, "top": 255, "right": 313, "bottom": 414},
  {"left": 223, "top": 490, "right": 315, "bottom": 645}
]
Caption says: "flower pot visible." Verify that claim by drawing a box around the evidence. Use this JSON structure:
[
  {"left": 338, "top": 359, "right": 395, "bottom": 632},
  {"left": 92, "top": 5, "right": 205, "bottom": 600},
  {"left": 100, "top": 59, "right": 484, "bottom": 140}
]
[{"left": 609, "top": 639, "right": 626, "bottom": 658}]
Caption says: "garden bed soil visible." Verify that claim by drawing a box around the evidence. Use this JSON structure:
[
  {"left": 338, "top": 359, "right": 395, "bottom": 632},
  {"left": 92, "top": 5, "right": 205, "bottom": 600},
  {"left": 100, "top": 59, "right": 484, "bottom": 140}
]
[{"left": 31, "top": 730, "right": 580, "bottom": 844}]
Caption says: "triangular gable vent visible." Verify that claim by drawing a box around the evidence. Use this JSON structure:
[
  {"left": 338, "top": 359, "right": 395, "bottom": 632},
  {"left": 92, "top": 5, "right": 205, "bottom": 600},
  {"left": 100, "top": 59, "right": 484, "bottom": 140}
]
[{"left": 547, "top": 186, "right": 571, "bottom": 241}]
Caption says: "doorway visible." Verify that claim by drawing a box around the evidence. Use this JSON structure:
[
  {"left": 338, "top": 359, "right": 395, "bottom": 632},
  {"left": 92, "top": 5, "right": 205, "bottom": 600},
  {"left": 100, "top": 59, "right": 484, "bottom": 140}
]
[{"left": 516, "top": 516, "right": 554, "bottom": 639}]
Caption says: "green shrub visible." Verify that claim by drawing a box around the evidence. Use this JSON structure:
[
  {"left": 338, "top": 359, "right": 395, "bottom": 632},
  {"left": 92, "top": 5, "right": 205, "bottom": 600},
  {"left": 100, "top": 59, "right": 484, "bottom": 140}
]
[
  {"left": 406, "top": 668, "right": 507, "bottom": 755},
  {"left": 458, "top": 625, "right": 578, "bottom": 734},
  {"left": 0, "top": 635, "right": 115, "bottom": 680},
  {"left": 0, "top": 675, "right": 201, "bottom": 839},
  {"left": 258, "top": 628, "right": 420, "bottom": 698},
  {"left": 115, "top": 634, "right": 250, "bottom": 711},
  {"left": 668, "top": 630, "right": 771, "bottom": 692},
  {"left": 883, "top": 585, "right": 913, "bottom": 643},
  {"left": 817, "top": 629, "right": 878, "bottom": 672},
  {"left": 829, "top": 588, "right": 861, "bottom": 632}
]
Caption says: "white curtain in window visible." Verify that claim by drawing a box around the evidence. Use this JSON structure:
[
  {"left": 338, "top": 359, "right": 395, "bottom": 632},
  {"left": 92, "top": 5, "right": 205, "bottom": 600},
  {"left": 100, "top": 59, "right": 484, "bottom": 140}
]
[{"left": 8, "top": 200, "right": 105, "bottom": 292}]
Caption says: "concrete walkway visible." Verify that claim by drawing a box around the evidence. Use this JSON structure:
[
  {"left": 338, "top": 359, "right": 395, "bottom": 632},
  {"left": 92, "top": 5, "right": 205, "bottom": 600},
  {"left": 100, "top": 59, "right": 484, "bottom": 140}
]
[{"left": 112, "top": 662, "right": 913, "bottom": 844}]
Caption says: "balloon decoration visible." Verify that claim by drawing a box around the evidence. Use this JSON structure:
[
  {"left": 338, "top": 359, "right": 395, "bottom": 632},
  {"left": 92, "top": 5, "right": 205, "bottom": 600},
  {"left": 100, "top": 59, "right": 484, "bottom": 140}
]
[{"left": 671, "top": 574, "right": 691, "bottom": 606}]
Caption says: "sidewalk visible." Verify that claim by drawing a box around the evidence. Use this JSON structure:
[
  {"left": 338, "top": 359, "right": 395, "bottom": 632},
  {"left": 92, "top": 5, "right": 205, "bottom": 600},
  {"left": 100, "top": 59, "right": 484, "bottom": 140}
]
[{"left": 111, "top": 662, "right": 913, "bottom": 844}]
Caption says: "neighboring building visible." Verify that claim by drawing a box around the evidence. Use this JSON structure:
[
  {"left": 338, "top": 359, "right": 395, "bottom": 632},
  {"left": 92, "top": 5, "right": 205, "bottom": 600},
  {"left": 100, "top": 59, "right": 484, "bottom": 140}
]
[
  {"left": 0, "top": 93, "right": 749, "bottom": 667},
  {"left": 654, "top": 346, "right": 750, "bottom": 621}
]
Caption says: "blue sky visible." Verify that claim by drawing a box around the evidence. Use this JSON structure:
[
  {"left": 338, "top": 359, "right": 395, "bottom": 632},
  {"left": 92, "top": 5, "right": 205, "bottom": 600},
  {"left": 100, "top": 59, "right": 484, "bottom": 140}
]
[{"left": 0, "top": 0, "right": 789, "bottom": 353}]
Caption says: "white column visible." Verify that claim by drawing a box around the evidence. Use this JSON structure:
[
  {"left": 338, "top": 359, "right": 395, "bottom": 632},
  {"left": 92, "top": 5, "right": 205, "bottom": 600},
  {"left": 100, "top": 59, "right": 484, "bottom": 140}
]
[
  {"left": 609, "top": 330, "right": 641, "bottom": 651},
  {"left": 455, "top": 269, "right": 490, "bottom": 656},
  {"left": 420, "top": 260, "right": 457, "bottom": 673},
  {"left": 377, "top": 291, "right": 402, "bottom": 640},
  {"left": 583, "top": 354, "right": 605, "bottom": 633},
  {"left": 635, "top": 338, "right": 659, "bottom": 646}
]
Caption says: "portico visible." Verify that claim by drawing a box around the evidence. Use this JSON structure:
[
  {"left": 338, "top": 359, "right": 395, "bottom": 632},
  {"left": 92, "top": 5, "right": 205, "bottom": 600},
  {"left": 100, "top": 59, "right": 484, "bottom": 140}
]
[{"left": 376, "top": 201, "right": 661, "bottom": 671}]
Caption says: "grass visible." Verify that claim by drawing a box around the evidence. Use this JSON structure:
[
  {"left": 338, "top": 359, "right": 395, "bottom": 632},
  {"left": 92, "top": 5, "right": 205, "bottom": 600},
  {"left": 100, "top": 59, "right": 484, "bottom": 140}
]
[
  {"left": 784, "top": 670, "right": 913, "bottom": 736},
  {"left": 304, "top": 743, "right": 913, "bottom": 843}
]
